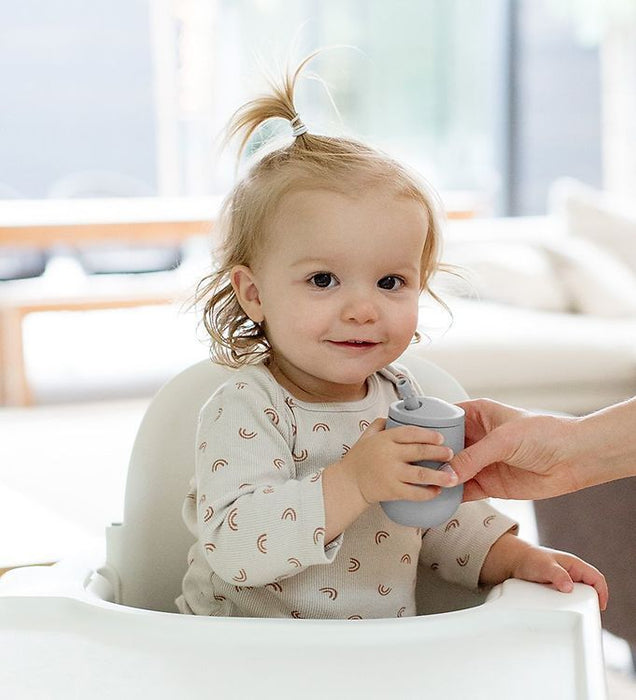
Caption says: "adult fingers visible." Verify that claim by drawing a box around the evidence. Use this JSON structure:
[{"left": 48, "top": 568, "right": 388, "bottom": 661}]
[
  {"left": 450, "top": 430, "right": 511, "bottom": 483},
  {"left": 460, "top": 479, "right": 489, "bottom": 502}
]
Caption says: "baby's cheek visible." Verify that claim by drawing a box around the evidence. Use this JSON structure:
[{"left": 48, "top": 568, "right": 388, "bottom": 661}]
[
  {"left": 270, "top": 305, "right": 327, "bottom": 349},
  {"left": 394, "top": 306, "right": 420, "bottom": 342},
  {"left": 293, "top": 305, "right": 331, "bottom": 334}
]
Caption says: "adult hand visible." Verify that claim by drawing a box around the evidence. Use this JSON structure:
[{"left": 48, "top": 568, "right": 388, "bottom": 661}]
[{"left": 450, "top": 399, "right": 584, "bottom": 501}]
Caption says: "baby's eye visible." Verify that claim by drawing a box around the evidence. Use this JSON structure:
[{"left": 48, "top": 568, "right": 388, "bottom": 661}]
[
  {"left": 377, "top": 275, "right": 405, "bottom": 290},
  {"left": 309, "top": 272, "right": 337, "bottom": 288}
]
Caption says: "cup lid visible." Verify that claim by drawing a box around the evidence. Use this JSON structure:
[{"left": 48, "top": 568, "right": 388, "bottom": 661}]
[{"left": 389, "top": 395, "right": 465, "bottom": 428}]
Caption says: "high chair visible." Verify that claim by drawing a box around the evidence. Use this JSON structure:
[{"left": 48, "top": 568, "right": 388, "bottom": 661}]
[{"left": 0, "top": 353, "right": 607, "bottom": 699}]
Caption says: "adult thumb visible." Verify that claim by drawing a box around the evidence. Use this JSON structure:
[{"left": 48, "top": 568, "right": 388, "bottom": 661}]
[{"left": 450, "top": 433, "right": 504, "bottom": 483}]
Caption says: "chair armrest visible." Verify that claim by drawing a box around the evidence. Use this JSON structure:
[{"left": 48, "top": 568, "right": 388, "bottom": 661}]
[{"left": 0, "top": 549, "right": 113, "bottom": 602}]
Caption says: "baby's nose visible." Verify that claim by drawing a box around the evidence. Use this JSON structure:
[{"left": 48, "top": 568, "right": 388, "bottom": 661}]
[{"left": 342, "top": 294, "right": 379, "bottom": 323}]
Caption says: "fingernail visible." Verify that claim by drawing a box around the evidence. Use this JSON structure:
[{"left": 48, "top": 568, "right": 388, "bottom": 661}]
[{"left": 440, "top": 463, "right": 458, "bottom": 485}]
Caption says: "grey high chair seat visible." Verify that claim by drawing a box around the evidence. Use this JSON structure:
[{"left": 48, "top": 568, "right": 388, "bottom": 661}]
[{"left": 0, "top": 353, "right": 608, "bottom": 699}]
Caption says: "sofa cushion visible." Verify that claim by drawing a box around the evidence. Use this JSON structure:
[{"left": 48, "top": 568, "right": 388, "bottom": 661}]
[
  {"left": 414, "top": 297, "right": 636, "bottom": 413},
  {"left": 438, "top": 241, "right": 570, "bottom": 312},
  {"left": 550, "top": 177, "right": 636, "bottom": 273},
  {"left": 543, "top": 237, "right": 636, "bottom": 317}
]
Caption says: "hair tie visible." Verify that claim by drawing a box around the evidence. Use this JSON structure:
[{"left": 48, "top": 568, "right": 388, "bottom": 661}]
[{"left": 290, "top": 114, "right": 308, "bottom": 137}]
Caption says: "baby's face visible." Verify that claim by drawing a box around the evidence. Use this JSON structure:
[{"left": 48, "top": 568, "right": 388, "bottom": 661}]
[{"left": 238, "top": 187, "right": 428, "bottom": 402}]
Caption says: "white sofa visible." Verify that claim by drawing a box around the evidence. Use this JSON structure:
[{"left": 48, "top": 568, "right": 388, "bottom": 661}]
[{"left": 411, "top": 179, "right": 636, "bottom": 415}]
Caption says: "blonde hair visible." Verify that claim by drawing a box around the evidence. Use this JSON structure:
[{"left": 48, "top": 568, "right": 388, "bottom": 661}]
[{"left": 196, "top": 53, "right": 446, "bottom": 368}]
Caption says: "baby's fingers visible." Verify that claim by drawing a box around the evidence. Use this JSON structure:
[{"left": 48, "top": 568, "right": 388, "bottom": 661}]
[
  {"left": 390, "top": 425, "right": 446, "bottom": 446},
  {"left": 560, "top": 557, "right": 609, "bottom": 611},
  {"left": 517, "top": 554, "right": 575, "bottom": 594},
  {"left": 545, "top": 562, "right": 575, "bottom": 595},
  {"left": 402, "top": 462, "right": 458, "bottom": 489},
  {"left": 400, "top": 442, "right": 454, "bottom": 469},
  {"left": 359, "top": 417, "right": 386, "bottom": 440}
]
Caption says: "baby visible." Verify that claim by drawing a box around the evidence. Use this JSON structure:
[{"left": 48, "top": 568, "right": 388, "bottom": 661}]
[{"left": 177, "top": 55, "right": 608, "bottom": 619}]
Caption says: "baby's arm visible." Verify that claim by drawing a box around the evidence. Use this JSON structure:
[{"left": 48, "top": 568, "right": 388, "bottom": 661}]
[
  {"left": 479, "top": 533, "right": 609, "bottom": 610},
  {"left": 196, "top": 383, "right": 340, "bottom": 587}
]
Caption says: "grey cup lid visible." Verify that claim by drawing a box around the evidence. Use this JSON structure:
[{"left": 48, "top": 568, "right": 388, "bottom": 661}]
[{"left": 389, "top": 395, "right": 465, "bottom": 428}]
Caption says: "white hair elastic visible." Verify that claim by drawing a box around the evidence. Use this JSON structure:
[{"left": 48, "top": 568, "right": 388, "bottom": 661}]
[{"left": 290, "top": 114, "right": 308, "bottom": 137}]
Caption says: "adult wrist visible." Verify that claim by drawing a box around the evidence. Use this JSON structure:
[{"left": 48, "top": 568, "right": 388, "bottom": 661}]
[{"left": 574, "top": 398, "right": 636, "bottom": 487}]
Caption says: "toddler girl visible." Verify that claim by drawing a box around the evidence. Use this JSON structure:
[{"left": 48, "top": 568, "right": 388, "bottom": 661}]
[{"left": 177, "top": 55, "right": 607, "bottom": 619}]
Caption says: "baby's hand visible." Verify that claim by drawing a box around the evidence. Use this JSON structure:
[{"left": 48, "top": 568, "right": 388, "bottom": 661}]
[
  {"left": 511, "top": 543, "right": 609, "bottom": 611},
  {"left": 341, "top": 417, "right": 457, "bottom": 505}
]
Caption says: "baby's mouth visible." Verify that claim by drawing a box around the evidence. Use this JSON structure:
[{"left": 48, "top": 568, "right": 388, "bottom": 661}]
[{"left": 329, "top": 339, "right": 378, "bottom": 348}]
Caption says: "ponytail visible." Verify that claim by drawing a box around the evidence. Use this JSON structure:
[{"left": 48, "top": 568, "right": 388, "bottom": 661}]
[{"left": 226, "top": 51, "right": 319, "bottom": 158}]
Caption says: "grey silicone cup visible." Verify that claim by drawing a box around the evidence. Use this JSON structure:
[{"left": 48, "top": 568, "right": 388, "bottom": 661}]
[{"left": 380, "top": 397, "right": 465, "bottom": 528}]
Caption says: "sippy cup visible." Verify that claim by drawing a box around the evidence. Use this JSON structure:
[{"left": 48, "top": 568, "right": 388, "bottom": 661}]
[{"left": 380, "top": 379, "right": 464, "bottom": 528}]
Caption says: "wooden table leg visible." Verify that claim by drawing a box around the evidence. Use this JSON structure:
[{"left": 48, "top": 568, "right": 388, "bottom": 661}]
[{"left": 0, "top": 306, "right": 31, "bottom": 406}]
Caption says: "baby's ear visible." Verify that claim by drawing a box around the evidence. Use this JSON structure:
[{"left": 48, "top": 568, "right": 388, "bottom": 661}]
[{"left": 230, "top": 265, "right": 265, "bottom": 322}]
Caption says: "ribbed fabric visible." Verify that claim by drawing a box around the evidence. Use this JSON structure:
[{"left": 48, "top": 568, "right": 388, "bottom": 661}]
[{"left": 177, "top": 363, "right": 517, "bottom": 619}]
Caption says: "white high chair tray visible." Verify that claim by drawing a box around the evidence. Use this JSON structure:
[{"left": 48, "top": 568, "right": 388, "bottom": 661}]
[{"left": 0, "top": 577, "right": 606, "bottom": 699}]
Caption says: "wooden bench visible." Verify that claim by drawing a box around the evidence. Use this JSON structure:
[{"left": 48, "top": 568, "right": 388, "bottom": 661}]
[
  {"left": 0, "top": 277, "right": 186, "bottom": 405},
  {"left": 0, "top": 197, "right": 220, "bottom": 405}
]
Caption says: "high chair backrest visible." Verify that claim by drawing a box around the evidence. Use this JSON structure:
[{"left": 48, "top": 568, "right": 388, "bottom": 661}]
[{"left": 105, "top": 353, "right": 468, "bottom": 612}]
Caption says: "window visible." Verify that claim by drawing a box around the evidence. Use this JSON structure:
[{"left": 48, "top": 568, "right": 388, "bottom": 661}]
[
  {"left": 154, "top": 0, "right": 510, "bottom": 212},
  {"left": 0, "top": 1, "right": 603, "bottom": 215}
]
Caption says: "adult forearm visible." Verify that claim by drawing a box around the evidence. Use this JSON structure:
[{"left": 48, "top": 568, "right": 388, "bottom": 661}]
[{"left": 573, "top": 396, "right": 636, "bottom": 488}]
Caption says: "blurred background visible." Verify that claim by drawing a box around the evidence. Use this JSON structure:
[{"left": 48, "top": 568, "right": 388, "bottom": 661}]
[
  {"left": 1, "top": 0, "right": 625, "bottom": 403},
  {"left": 0, "top": 0, "right": 612, "bottom": 211},
  {"left": 2, "top": 2, "right": 636, "bottom": 694}
]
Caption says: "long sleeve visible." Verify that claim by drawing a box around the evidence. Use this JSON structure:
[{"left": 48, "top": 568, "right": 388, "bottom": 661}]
[
  {"left": 192, "top": 377, "right": 340, "bottom": 587},
  {"left": 419, "top": 500, "right": 518, "bottom": 590}
]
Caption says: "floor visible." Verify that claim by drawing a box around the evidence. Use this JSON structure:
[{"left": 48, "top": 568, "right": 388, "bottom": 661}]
[{"left": 1, "top": 305, "right": 635, "bottom": 697}]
